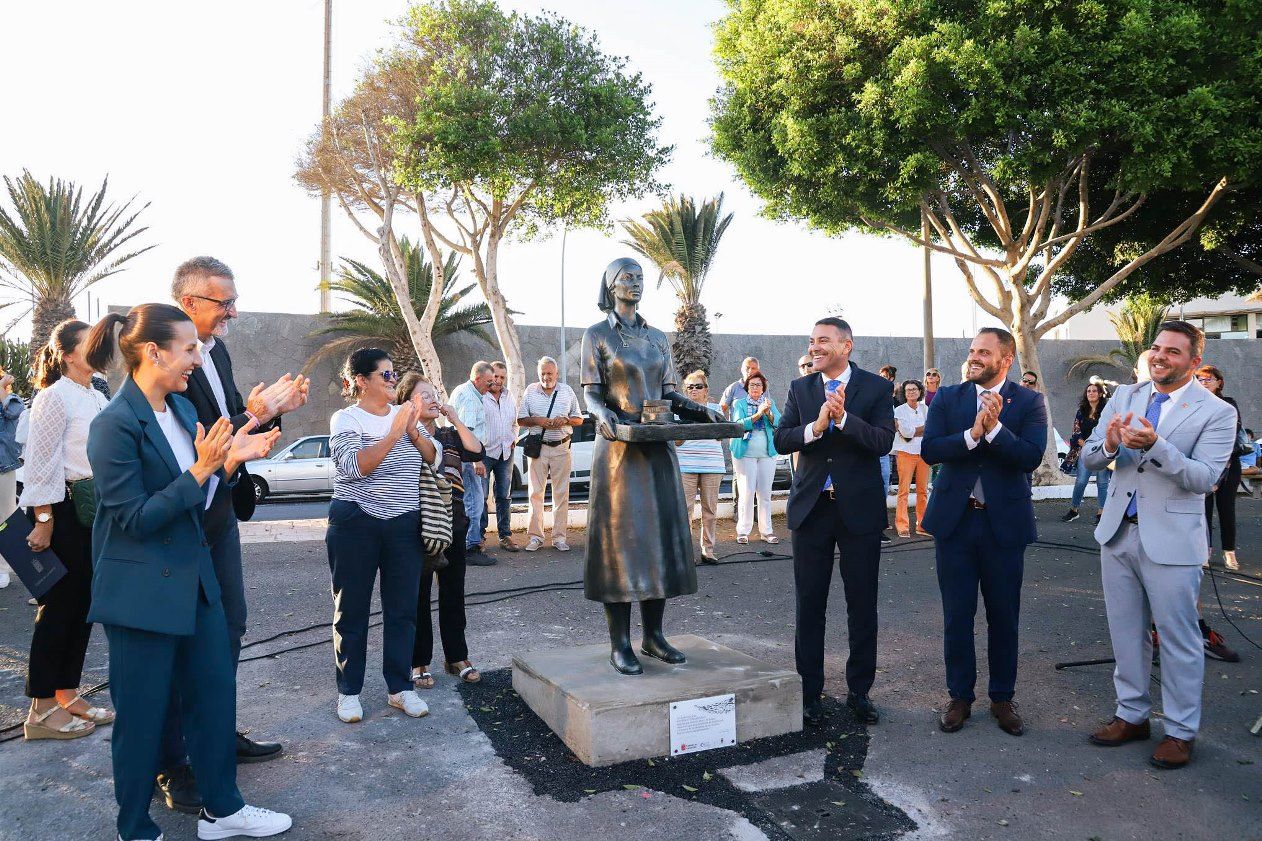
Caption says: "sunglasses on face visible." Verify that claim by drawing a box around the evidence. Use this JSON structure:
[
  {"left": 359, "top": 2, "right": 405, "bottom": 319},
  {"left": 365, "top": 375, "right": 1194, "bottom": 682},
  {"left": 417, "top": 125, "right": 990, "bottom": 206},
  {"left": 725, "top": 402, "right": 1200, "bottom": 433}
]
[
  {"left": 375, "top": 370, "right": 399, "bottom": 383},
  {"left": 685, "top": 383, "right": 707, "bottom": 390},
  {"left": 1022, "top": 378, "right": 1036, "bottom": 385}
]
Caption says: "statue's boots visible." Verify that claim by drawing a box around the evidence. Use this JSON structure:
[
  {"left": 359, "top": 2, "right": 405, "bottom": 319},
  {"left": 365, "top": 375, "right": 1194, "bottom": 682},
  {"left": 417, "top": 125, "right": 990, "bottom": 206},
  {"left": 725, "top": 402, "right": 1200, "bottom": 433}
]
[
  {"left": 640, "top": 599, "right": 686, "bottom": 664},
  {"left": 605, "top": 603, "right": 644, "bottom": 675}
]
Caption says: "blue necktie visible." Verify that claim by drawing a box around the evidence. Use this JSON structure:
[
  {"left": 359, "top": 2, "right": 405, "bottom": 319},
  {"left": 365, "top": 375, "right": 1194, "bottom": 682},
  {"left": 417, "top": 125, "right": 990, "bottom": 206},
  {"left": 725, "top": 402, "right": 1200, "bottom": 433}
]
[
  {"left": 823, "top": 379, "right": 841, "bottom": 491},
  {"left": 1125, "top": 392, "right": 1169, "bottom": 518}
]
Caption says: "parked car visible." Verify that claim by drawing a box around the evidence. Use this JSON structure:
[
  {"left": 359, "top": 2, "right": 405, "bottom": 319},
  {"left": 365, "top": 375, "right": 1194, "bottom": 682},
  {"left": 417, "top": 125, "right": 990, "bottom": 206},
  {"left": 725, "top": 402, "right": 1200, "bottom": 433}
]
[{"left": 245, "top": 435, "right": 332, "bottom": 502}]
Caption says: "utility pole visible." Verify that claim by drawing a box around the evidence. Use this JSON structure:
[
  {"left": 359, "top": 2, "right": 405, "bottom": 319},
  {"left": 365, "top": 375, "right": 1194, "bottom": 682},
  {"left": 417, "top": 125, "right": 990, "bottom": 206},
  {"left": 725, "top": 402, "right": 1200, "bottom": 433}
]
[
  {"left": 559, "top": 227, "right": 568, "bottom": 386},
  {"left": 318, "top": 0, "right": 333, "bottom": 313},
  {"left": 921, "top": 207, "right": 935, "bottom": 371}
]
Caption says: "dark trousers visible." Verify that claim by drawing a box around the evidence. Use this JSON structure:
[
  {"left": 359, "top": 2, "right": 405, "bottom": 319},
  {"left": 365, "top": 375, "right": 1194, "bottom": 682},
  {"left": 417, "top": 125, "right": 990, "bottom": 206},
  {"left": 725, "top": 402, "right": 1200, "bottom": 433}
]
[
  {"left": 936, "top": 508, "right": 1025, "bottom": 703},
  {"left": 106, "top": 588, "right": 244, "bottom": 841},
  {"left": 159, "top": 520, "right": 245, "bottom": 771},
  {"left": 481, "top": 454, "right": 514, "bottom": 540},
  {"left": 1206, "top": 460, "right": 1240, "bottom": 551},
  {"left": 326, "top": 500, "right": 422, "bottom": 695},
  {"left": 792, "top": 494, "right": 881, "bottom": 702},
  {"left": 26, "top": 497, "right": 93, "bottom": 698},
  {"left": 414, "top": 511, "right": 470, "bottom": 667}
]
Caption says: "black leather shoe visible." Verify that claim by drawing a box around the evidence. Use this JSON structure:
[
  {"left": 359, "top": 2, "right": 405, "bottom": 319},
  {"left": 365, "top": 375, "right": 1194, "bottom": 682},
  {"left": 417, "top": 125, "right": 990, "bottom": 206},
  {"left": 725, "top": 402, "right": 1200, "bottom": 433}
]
[
  {"left": 846, "top": 692, "right": 880, "bottom": 724},
  {"left": 236, "top": 731, "right": 283, "bottom": 763},
  {"left": 155, "top": 764, "right": 202, "bottom": 814},
  {"left": 803, "top": 698, "right": 825, "bottom": 726}
]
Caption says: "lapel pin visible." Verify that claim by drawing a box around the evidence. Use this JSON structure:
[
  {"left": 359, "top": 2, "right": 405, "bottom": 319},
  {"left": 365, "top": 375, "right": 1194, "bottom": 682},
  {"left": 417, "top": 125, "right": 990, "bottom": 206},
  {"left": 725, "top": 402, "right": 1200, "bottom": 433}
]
[{"left": 1181, "top": 403, "right": 1188, "bottom": 409}]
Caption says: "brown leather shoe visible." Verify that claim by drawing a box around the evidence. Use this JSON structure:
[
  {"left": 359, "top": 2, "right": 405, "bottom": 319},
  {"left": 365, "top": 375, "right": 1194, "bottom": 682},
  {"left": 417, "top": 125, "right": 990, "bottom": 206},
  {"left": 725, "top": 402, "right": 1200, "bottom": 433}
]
[
  {"left": 1150, "top": 736, "right": 1194, "bottom": 769},
  {"left": 990, "top": 701, "right": 1023, "bottom": 736},
  {"left": 1088, "top": 716, "right": 1151, "bottom": 747},
  {"left": 499, "top": 537, "right": 520, "bottom": 552},
  {"left": 938, "top": 698, "right": 971, "bottom": 733}
]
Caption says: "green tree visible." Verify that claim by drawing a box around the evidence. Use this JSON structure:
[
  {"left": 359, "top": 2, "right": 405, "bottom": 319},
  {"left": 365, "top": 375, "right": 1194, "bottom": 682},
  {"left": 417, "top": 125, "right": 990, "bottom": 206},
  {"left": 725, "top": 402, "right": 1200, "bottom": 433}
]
[
  {"left": 711, "top": 0, "right": 1262, "bottom": 481},
  {"left": 386, "top": 0, "right": 672, "bottom": 397},
  {"left": 0, "top": 171, "right": 152, "bottom": 346},
  {"left": 621, "top": 194, "right": 734, "bottom": 377},
  {"left": 0, "top": 338, "right": 33, "bottom": 400},
  {"left": 306, "top": 239, "right": 495, "bottom": 375},
  {"left": 1068, "top": 295, "right": 1170, "bottom": 380}
]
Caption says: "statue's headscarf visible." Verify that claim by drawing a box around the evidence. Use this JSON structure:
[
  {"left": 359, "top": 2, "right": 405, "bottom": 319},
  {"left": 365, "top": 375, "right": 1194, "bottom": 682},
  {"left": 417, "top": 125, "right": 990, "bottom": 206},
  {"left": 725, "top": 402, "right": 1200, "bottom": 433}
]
[{"left": 598, "top": 257, "right": 643, "bottom": 312}]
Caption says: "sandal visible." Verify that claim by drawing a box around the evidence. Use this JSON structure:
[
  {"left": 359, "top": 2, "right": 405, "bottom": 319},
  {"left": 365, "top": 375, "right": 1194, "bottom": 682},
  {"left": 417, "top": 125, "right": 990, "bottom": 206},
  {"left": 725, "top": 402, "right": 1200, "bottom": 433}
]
[
  {"left": 445, "top": 661, "right": 481, "bottom": 683},
  {"left": 60, "top": 694, "right": 115, "bottom": 726},
  {"left": 411, "top": 668, "right": 435, "bottom": 690},
  {"left": 24, "top": 704, "right": 95, "bottom": 741}
]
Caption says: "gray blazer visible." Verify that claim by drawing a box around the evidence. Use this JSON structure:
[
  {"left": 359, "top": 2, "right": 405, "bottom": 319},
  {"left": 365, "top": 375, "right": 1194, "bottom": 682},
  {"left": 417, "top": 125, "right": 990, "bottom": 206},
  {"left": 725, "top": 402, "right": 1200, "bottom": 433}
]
[{"left": 1082, "top": 380, "right": 1235, "bottom": 565}]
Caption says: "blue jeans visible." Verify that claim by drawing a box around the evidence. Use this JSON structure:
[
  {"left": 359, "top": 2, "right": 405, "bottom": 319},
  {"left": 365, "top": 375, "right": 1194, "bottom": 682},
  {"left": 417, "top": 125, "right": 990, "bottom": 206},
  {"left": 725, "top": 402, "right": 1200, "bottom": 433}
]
[
  {"left": 480, "top": 454, "right": 514, "bottom": 541},
  {"left": 462, "top": 463, "right": 485, "bottom": 549},
  {"left": 1071, "top": 459, "right": 1110, "bottom": 509},
  {"left": 879, "top": 454, "right": 892, "bottom": 497}
]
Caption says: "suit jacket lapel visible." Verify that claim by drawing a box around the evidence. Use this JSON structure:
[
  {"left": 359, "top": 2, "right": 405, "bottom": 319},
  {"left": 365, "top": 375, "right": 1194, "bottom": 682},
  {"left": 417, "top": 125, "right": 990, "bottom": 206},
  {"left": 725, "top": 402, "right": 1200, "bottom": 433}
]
[
  {"left": 120, "top": 378, "right": 182, "bottom": 482},
  {"left": 809, "top": 371, "right": 825, "bottom": 414},
  {"left": 187, "top": 366, "right": 218, "bottom": 418},
  {"left": 1158, "top": 380, "right": 1209, "bottom": 438}
]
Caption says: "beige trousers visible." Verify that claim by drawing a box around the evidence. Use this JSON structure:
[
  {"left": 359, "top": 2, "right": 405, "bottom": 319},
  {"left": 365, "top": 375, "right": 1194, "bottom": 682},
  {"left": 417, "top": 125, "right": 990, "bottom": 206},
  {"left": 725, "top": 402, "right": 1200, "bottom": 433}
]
[
  {"left": 680, "top": 472, "right": 722, "bottom": 552},
  {"left": 527, "top": 444, "right": 572, "bottom": 541}
]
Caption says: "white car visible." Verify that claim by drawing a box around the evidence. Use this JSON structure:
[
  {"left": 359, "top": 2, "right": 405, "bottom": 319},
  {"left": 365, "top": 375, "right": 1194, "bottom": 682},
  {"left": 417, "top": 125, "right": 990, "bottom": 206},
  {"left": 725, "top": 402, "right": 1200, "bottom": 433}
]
[{"left": 245, "top": 435, "right": 333, "bottom": 502}]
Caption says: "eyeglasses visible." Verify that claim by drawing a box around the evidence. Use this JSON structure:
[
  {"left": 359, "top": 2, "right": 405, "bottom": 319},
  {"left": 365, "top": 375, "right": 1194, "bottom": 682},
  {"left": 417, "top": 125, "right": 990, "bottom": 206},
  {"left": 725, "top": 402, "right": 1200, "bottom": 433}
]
[
  {"left": 1196, "top": 375, "right": 1216, "bottom": 383},
  {"left": 375, "top": 370, "right": 399, "bottom": 383},
  {"left": 1021, "top": 378, "right": 1037, "bottom": 386},
  {"left": 685, "top": 383, "right": 707, "bottom": 390},
  {"left": 190, "top": 294, "right": 238, "bottom": 311},
  {"left": 798, "top": 364, "right": 812, "bottom": 370}
]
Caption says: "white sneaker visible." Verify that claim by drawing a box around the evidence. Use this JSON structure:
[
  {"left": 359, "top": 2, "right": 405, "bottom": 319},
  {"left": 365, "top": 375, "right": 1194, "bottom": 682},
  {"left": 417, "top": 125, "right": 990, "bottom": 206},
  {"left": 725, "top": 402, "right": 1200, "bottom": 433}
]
[
  {"left": 0, "top": 569, "right": 9, "bottom": 589},
  {"left": 198, "top": 804, "right": 292, "bottom": 839},
  {"left": 336, "top": 694, "right": 362, "bottom": 723},
  {"left": 553, "top": 538, "right": 571, "bottom": 552},
  {"left": 524, "top": 536, "right": 543, "bottom": 552},
  {"left": 387, "top": 690, "right": 429, "bottom": 718}
]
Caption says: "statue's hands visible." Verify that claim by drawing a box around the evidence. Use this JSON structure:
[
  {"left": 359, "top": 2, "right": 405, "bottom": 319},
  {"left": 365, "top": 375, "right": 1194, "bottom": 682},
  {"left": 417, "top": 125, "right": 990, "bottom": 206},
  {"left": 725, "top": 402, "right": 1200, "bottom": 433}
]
[
  {"left": 704, "top": 406, "right": 725, "bottom": 424},
  {"left": 591, "top": 406, "right": 618, "bottom": 441}
]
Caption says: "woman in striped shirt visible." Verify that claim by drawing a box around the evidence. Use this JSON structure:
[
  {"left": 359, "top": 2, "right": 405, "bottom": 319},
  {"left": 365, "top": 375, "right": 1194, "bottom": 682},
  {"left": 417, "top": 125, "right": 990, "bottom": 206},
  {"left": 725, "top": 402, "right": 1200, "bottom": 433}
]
[
  {"left": 327, "top": 348, "right": 437, "bottom": 724},
  {"left": 676, "top": 370, "right": 726, "bottom": 565}
]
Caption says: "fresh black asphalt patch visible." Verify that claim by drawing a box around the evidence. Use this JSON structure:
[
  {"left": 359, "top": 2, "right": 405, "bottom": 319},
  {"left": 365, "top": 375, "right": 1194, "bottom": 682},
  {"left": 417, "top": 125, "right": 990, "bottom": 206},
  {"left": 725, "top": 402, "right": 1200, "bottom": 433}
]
[{"left": 459, "top": 669, "right": 916, "bottom": 840}]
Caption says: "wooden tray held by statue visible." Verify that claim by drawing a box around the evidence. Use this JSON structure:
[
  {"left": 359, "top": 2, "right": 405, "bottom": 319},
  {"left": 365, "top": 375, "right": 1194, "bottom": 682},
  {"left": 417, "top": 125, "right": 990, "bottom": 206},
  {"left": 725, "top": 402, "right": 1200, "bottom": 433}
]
[{"left": 613, "top": 422, "right": 744, "bottom": 443}]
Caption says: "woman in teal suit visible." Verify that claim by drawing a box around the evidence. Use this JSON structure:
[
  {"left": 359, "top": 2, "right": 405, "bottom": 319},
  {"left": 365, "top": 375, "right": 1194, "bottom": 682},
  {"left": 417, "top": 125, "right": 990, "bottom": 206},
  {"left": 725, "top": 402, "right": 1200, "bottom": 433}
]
[
  {"left": 83, "top": 304, "right": 291, "bottom": 841},
  {"left": 730, "top": 372, "right": 782, "bottom": 544}
]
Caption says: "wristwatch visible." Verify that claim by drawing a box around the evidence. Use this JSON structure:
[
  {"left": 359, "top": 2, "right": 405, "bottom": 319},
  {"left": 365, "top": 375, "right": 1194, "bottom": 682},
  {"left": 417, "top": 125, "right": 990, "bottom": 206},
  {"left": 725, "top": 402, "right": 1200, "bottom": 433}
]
[{"left": 36, "top": 512, "right": 52, "bottom": 523}]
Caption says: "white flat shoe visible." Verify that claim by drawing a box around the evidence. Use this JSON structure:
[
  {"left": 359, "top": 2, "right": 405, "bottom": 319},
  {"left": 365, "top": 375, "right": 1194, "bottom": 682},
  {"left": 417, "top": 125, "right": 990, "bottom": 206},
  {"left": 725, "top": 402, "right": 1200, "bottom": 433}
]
[
  {"left": 198, "top": 804, "right": 292, "bottom": 839},
  {"left": 736, "top": 536, "right": 749, "bottom": 545},
  {"left": 1224, "top": 550, "right": 1239, "bottom": 571},
  {"left": 60, "top": 693, "right": 114, "bottom": 725},
  {"left": 762, "top": 534, "right": 780, "bottom": 544},
  {"left": 336, "top": 694, "right": 362, "bottom": 723},
  {"left": 0, "top": 569, "right": 10, "bottom": 588},
  {"left": 553, "top": 539, "right": 571, "bottom": 552},
  {"left": 387, "top": 690, "right": 429, "bottom": 718}
]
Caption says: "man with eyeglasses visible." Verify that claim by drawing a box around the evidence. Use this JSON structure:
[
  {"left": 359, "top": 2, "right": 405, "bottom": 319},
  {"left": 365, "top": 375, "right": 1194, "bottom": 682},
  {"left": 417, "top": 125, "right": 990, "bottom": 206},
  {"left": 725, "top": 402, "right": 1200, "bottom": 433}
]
[
  {"left": 1020, "top": 371, "right": 1039, "bottom": 390},
  {"left": 798, "top": 355, "right": 813, "bottom": 376},
  {"left": 156, "top": 256, "right": 309, "bottom": 815}
]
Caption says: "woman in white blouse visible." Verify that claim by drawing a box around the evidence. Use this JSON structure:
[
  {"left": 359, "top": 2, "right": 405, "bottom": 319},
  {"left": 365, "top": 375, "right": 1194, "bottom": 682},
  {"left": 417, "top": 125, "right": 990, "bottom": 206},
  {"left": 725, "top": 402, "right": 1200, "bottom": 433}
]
[
  {"left": 19, "top": 319, "right": 113, "bottom": 740},
  {"left": 893, "top": 379, "right": 931, "bottom": 539}
]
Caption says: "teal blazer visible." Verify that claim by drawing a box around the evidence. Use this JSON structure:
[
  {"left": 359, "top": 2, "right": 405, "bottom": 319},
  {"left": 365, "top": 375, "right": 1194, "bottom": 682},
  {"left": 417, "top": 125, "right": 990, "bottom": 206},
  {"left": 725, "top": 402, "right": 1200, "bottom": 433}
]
[
  {"left": 86, "top": 378, "right": 228, "bottom": 636},
  {"left": 730, "top": 397, "right": 781, "bottom": 460}
]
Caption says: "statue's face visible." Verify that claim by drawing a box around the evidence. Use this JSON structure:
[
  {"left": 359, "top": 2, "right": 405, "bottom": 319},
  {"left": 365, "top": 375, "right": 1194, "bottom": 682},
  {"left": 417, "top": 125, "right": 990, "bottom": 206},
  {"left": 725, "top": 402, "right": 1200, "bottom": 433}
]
[{"left": 610, "top": 265, "right": 644, "bottom": 305}]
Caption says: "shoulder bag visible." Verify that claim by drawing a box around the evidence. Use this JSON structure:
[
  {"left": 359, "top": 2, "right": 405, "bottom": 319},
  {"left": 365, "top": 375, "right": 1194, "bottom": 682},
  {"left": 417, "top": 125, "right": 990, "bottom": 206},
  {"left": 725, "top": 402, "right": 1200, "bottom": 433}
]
[
  {"left": 67, "top": 478, "right": 97, "bottom": 528},
  {"left": 418, "top": 461, "right": 453, "bottom": 571},
  {"left": 517, "top": 389, "right": 559, "bottom": 460}
]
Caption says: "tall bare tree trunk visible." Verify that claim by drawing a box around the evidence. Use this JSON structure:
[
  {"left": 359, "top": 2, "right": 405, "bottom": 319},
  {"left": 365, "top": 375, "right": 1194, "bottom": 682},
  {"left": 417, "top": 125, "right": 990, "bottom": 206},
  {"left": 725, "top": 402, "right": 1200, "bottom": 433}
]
[
  {"left": 376, "top": 202, "right": 448, "bottom": 399},
  {"left": 477, "top": 227, "right": 527, "bottom": 400},
  {"left": 32, "top": 294, "right": 76, "bottom": 349},
  {"left": 1012, "top": 321, "right": 1064, "bottom": 485}
]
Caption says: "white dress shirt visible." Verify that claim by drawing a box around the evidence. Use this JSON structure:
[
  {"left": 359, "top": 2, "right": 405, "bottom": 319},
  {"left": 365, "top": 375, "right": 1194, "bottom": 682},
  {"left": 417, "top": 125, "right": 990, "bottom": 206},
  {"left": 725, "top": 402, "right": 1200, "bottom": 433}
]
[
  {"left": 18, "top": 376, "right": 109, "bottom": 507},
  {"left": 962, "top": 382, "right": 1005, "bottom": 504},
  {"left": 481, "top": 390, "right": 517, "bottom": 459},
  {"left": 199, "top": 337, "right": 231, "bottom": 419},
  {"left": 802, "top": 366, "right": 852, "bottom": 445}
]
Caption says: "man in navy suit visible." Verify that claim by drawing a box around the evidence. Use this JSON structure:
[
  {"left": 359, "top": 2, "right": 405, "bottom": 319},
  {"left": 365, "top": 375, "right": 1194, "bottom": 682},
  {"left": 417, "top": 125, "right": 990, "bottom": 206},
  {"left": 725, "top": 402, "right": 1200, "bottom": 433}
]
[
  {"left": 774, "top": 318, "right": 895, "bottom": 726},
  {"left": 921, "top": 328, "right": 1047, "bottom": 736}
]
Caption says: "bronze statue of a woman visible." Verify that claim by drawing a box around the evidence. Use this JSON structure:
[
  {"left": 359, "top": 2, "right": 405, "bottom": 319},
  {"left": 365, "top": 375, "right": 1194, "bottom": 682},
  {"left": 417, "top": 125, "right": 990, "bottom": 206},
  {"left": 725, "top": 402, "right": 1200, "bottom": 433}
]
[{"left": 580, "top": 257, "right": 726, "bottom": 675}]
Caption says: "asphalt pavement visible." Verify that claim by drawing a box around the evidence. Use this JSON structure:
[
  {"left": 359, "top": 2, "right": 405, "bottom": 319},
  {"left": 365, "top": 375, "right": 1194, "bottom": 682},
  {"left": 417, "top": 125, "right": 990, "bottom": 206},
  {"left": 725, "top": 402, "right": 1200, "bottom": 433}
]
[{"left": 0, "top": 501, "right": 1259, "bottom": 840}]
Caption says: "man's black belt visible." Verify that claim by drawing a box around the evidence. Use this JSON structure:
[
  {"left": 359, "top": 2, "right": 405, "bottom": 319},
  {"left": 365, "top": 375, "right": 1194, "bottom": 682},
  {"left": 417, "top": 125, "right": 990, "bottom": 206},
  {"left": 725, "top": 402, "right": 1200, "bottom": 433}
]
[
  {"left": 1124, "top": 513, "right": 1139, "bottom": 525},
  {"left": 542, "top": 438, "right": 570, "bottom": 447},
  {"left": 967, "top": 498, "right": 986, "bottom": 510}
]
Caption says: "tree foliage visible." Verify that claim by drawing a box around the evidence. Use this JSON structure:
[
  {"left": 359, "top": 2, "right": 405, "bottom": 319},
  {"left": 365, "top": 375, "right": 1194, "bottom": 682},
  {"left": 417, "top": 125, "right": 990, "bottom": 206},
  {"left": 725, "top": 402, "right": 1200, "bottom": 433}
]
[
  {"left": 0, "top": 338, "right": 34, "bottom": 400},
  {"left": 711, "top": 0, "right": 1262, "bottom": 480},
  {"left": 0, "top": 171, "right": 152, "bottom": 345},
  {"left": 621, "top": 194, "right": 734, "bottom": 376},
  {"left": 1068, "top": 294, "right": 1170, "bottom": 379},
  {"left": 306, "top": 239, "right": 495, "bottom": 375}
]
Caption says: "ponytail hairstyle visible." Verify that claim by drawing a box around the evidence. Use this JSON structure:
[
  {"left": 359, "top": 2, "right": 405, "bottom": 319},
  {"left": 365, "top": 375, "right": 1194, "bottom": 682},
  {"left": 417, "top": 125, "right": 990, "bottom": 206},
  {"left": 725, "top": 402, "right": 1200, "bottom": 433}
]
[
  {"left": 83, "top": 304, "right": 193, "bottom": 374},
  {"left": 34, "top": 319, "right": 90, "bottom": 388}
]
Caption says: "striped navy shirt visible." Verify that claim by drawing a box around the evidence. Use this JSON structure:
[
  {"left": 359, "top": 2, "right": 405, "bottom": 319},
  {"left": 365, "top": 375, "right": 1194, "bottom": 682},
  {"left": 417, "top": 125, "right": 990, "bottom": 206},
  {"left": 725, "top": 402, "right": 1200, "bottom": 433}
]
[{"left": 330, "top": 404, "right": 435, "bottom": 519}]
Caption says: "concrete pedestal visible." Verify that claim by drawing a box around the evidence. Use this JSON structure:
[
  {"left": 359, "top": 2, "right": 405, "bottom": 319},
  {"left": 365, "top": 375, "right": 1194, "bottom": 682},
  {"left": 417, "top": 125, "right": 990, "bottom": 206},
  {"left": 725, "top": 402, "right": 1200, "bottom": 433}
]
[{"left": 511, "top": 634, "right": 802, "bottom": 767}]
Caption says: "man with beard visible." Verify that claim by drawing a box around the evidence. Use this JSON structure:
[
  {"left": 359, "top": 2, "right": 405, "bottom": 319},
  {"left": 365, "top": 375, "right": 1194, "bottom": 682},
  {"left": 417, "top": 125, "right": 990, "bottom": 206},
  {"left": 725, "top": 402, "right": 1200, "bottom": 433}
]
[
  {"left": 1081, "top": 322, "right": 1235, "bottom": 769},
  {"left": 921, "top": 328, "right": 1047, "bottom": 737},
  {"left": 774, "top": 318, "right": 894, "bottom": 726}
]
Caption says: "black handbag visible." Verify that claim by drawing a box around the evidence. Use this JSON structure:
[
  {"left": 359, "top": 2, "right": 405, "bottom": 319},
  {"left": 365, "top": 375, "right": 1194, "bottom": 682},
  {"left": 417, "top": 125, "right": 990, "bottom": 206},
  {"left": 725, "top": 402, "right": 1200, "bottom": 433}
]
[
  {"left": 517, "top": 390, "right": 559, "bottom": 460},
  {"left": 67, "top": 478, "right": 97, "bottom": 528}
]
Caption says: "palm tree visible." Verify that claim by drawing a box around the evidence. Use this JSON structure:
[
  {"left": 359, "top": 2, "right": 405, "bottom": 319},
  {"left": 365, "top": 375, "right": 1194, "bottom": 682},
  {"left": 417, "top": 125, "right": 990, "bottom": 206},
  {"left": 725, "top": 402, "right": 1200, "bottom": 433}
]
[
  {"left": 306, "top": 239, "right": 496, "bottom": 374},
  {"left": 0, "top": 171, "right": 153, "bottom": 346},
  {"left": 1068, "top": 294, "right": 1171, "bottom": 379},
  {"left": 0, "top": 338, "right": 33, "bottom": 400},
  {"left": 621, "top": 193, "right": 734, "bottom": 377}
]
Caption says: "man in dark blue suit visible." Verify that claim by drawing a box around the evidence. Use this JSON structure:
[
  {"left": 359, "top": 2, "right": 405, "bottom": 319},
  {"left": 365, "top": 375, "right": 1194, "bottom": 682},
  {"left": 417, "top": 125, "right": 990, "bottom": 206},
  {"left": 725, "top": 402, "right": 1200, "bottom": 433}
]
[
  {"left": 921, "top": 328, "right": 1047, "bottom": 736},
  {"left": 774, "top": 318, "right": 895, "bottom": 726}
]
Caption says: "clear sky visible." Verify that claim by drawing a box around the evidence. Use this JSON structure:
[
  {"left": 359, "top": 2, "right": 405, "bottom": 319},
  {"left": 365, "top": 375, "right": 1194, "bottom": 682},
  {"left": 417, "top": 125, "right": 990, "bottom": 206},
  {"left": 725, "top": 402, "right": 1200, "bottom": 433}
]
[{"left": 1, "top": 0, "right": 1021, "bottom": 343}]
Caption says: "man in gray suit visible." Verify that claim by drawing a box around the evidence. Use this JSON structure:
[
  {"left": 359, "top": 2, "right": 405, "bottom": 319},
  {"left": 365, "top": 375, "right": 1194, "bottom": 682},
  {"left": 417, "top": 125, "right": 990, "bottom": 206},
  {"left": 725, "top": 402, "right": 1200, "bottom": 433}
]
[{"left": 1080, "top": 321, "right": 1235, "bottom": 769}]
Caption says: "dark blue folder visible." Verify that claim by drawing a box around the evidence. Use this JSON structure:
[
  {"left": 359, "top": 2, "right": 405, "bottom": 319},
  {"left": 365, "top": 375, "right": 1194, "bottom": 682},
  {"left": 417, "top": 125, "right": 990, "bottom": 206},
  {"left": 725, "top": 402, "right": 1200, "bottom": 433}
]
[{"left": 0, "top": 509, "right": 67, "bottom": 599}]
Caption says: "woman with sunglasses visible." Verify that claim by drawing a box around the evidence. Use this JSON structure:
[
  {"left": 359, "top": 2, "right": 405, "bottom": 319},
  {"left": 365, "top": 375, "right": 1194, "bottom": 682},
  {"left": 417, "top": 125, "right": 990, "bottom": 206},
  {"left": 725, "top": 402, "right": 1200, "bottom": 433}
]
[
  {"left": 730, "top": 371, "right": 782, "bottom": 545},
  {"left": 1197, "top": 365, "right": 1241, "bottom": 570},
  {"left": 327, "top": 348, "right": 437, "bottom": 724},
  {"left": 677, "top": 371, "right": 726, "bottom": 564}
]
